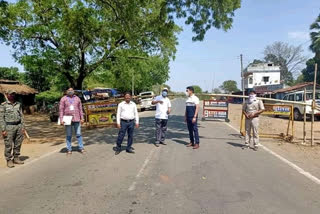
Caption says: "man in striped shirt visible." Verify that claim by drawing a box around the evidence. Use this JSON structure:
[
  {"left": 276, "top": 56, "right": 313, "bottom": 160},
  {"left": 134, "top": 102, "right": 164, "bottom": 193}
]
[{"left": 59, "top": 88, "right": 85, "bottom": 154}]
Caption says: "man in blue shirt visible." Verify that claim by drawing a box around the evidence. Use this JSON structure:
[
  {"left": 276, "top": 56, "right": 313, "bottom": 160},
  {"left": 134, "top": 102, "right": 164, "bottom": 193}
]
[{"left": 185, "top": 86, "right": 200, "bottom": 149}]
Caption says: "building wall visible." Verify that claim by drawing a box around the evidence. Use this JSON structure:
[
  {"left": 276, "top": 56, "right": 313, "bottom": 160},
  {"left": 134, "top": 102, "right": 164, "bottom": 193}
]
[{"left": 244, "top": 72, "right": 281, "bottom": 89}]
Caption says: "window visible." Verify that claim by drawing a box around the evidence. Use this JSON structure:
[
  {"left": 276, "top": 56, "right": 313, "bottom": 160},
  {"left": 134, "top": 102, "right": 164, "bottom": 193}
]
[
  {"left": 306, "top": 93, "right": 320, "bottom": 100},
  {"left": 283, "top": 95, "right": 288, "bottom": 100},
  {"left": 268, "top": 63, "right": 273, "bottom": 66},
  {"left": 296, "top": 93, "right": 303, "bottom": 102},
  {"left": 262, "top": 76, "right": 269, "bottom": 83},
  {"left": 249, "top": 77, "right": 253, "bottom": 84},
  {"left": 288, "top": 94, "right": 295, "bottom": 101}
]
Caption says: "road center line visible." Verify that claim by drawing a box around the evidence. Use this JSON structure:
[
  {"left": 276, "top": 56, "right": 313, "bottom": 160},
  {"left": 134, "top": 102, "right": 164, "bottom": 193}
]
[
  {"left": 128, "top": 147, "right": 157, "bottom": 191},
  {"left": 224, "top": 122, "right": 320, "bottom": 185}
]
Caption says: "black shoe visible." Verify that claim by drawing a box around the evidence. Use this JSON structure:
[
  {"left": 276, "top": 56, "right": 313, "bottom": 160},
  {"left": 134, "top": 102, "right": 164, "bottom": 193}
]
[
  {"left": 115, "top": 147, "right": 121, "bottom": 155},
  {"left": 126, "top": 149, "right": 135, "bottom": 154},
  {"left": 253, "top": 146, "right": 259, "bottom": 151},
  {"left": 159, "top": 142, "right": 167, "bottom": 145},
  {"left": 131, "top": 147, "right": 135, "bottom": 150},
  {"left": 154, "top": 143, "right": 160, "bottom": 147}
]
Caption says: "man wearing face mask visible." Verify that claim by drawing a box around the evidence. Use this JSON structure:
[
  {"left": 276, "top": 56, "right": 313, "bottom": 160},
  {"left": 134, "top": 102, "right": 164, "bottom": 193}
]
[
  {"left": 185, "top": 86, "right": 200, "bottom": 149},
  {"left": 152, "top": 88, "right": 171, "bottom": 147},
  {"left": 243, "top": 90, "right": 265, "bottom": 151},
  {"left": 59, "top": 88, "right": 85, "bottom": 154},
  {"left": 0, "top": 90, "right": 25, "bottom": 168}
]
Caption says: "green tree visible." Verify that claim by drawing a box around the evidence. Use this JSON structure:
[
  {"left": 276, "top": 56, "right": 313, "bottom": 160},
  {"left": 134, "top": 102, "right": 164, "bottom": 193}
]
[
  {"left": 0, "top": 0, "right": 241, "bottom": 90},
  {"left": 301, "top": 58, "right": 320, "bottom": 83},
  {"left": 191, "top": 85, "right": 202, "bottom": 94},
  {"left": 263, "top": 42, "right": 306, "bottom": 85},
  {"left": 220, "top": 80, "right": 239, "bottom": 93},
  {"left": 212, "top": 88, "right": 221, "bottom": 94},
  {"left": 310, "top": 13, "right": 320, "bottom": 59},
  {"left": 0, "top": 67, "right": 22, "bottom": 81}
]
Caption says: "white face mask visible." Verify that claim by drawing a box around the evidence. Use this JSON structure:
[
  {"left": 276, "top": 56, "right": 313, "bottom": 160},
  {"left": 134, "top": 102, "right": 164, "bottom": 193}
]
[
  {"left": 248, "top": 94, "right": 256, "bottom": 103},
  {"left": 185, "top": 91, "right": 189, "bottom": 97}
]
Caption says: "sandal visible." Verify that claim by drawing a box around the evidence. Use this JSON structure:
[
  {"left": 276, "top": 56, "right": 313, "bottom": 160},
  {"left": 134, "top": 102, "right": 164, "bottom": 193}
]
[
  {"left": 67, "top": 151, "right": 72, "bottom": 155},
  {"left": 80, "top": 149, "right": 85, "bottom": 154}
]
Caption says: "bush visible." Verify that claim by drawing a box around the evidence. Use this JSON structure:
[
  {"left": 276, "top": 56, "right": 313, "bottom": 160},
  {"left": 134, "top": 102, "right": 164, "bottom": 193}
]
[{"left": 36, "top": 90, "right": 62, "bottom": 104}]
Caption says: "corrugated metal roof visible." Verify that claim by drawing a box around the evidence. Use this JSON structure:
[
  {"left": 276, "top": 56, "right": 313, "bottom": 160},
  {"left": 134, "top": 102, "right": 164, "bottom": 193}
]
[{"left": 272, "top": 82, "right": 318, "bottom": 94}]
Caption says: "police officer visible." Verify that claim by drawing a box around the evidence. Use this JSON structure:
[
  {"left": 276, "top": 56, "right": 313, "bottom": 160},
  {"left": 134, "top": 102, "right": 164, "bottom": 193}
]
[
  {"left": 243, "top": 90, "right": 265, "bottom": 151},
  {"left": 0, "top": 90, "right": 25, "bottom": 168}
]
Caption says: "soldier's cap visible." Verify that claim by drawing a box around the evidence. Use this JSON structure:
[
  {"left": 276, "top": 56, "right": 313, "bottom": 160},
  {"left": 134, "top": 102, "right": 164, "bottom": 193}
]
[
  {"left": 162, "top": 88, "right": 169, "bottom": 92},
  {"left": 6, "top": 89, "right": 17, "bottom": 95}
]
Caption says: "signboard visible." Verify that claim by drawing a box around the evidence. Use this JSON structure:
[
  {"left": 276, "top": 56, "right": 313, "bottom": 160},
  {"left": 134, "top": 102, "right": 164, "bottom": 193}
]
[
  {"left": 202, "top": 100, "right": 229, "bottom": 122},
  {"left": 262, "top": 104, "right": 292, "bottom": 116},
  {"left": 204, "top": 110, "right": 228, "bottom": 119},
  {"left": 84, "top": 101, "right": 118, "bottom": 127},
  {"left": 204, "top": 100, "right": 228, "bottom": 107},
  {"left": 88, "top": 112, "right": 117, "bottom": 125}
]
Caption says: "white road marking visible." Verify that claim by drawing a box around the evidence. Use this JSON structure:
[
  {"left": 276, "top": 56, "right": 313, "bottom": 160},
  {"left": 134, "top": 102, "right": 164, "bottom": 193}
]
[
  {"left": 0, "top": 146, "right": 65, "bottom": 177},
  {"left": 224, "top": 122, "right": 320, "bottom": 185},
  {"left": 128, "top": 147, "right": 157, "bottom": 191}
]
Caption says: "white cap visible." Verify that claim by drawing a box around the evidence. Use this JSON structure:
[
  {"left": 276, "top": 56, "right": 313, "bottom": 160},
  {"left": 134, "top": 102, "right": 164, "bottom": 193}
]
[{"left": 162, "top": 88, "right": 169, "bottom": 92}]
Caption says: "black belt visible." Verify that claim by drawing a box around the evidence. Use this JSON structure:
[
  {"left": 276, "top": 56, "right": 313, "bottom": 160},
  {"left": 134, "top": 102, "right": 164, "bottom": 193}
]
[
  {"left": 121, "top": 119, "right": 134, "bottom": 123},
  {"left": 6, "top": 121, "right": 21, "bottom": 125}
]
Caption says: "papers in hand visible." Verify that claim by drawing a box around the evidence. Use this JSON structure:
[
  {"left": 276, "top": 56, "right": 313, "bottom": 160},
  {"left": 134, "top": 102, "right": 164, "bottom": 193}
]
[{"left": 58, "top": 116, "right": 73, "bottom": 125}]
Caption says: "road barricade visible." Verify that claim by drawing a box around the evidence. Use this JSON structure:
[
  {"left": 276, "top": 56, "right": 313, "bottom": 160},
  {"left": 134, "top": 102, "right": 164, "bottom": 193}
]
[
  {"left": 83, "top": 100, "right": 118, "bottom": 128},
  {"left": 202, "top": 100, "right": 230, "bottom": 122},
  {"left": 240, "top": 103, "right": 294, "bottom": 142}
]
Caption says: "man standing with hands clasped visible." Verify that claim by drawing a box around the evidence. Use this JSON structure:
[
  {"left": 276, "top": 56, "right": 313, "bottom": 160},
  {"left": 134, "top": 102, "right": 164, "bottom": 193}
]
[
  {"left": 152, "top": 88, "right": 171, "bottom": 147},
  {"left": 115, "top": 92, "right": 139, "bottom": 155},
  {"left": 59, "top": 88, "right": 85, "bottom": 155},
  {"left": 243, "top": 90, "right": 265, "bottom": 151},
  {"left": 0, "top": 90, "right": 26, "bottom": 168},
  {"left": 185, "top": 86, "right": 200, "bottom": 149}
]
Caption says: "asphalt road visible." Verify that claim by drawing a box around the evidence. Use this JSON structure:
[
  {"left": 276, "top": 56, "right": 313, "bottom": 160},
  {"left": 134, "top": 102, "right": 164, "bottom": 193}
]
[{"left": 1, "top": 98, "right": 320, "bottom": 214}]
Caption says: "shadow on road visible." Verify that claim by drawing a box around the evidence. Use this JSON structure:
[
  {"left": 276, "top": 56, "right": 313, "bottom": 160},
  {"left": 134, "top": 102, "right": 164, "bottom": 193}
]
[
  {"left": 226, "top": 142, "right": 245, "bottom": 148},
  {"left": 76, "top": 115, "right": 202, "bottom": 147}
]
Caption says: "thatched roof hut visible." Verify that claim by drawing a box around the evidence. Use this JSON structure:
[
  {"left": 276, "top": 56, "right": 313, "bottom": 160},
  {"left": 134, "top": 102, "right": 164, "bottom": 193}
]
[{"left": 0, "top": 79, "right": 37, "bottom": 95}]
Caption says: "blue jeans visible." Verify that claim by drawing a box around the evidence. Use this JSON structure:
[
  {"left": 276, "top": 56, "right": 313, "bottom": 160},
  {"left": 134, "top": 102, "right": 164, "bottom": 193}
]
[
  {"left": 116, "top": 120, "right": 135, "bottom": 150},
  {"left": 187, "top": 118, "right": 200, "bottom": 144},
  {"left": 65, "top": 122, "right": 84, "bottom": 151}
]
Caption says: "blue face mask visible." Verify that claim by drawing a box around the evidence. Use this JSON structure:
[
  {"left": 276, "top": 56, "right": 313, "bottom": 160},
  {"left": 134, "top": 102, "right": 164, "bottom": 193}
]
[{"left": 162, "top": 91, "right": 168, "bottom": 97}]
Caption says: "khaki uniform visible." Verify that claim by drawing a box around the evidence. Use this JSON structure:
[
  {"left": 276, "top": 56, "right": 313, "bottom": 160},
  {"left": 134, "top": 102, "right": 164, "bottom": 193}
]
[
  {"left": 0, "top": 101, "right": 25, "bottom": 161},
  {"left": 243, "top": 99, "right": 264, "bottom": 147}
]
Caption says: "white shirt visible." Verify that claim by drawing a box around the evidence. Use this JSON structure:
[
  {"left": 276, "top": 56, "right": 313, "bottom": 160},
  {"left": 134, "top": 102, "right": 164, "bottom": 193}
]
[
  {"left": 186, "top": 94, "right": 200, "bottom": 105},
  {"left": 116, "top": 101, "right": 139, "bottom": 124},
  {"left": 154, "top": 95, "right": 172, "bottom": 119}
]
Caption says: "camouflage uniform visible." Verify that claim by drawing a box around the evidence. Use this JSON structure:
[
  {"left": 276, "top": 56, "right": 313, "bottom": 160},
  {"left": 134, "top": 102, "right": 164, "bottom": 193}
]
[{"left": 0, "top": 100, "right": 25, "bottom": 161}]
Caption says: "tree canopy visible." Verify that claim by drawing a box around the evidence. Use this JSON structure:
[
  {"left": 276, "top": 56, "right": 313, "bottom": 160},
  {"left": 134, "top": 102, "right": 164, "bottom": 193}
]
[
  {"left": 263, "top": 41, "right": 306, "bottom": 85},
  {"left": 0, "top": 0, "right": 241, "bottom": 90},
  {"left": 0, "top": 66, "right": 22, "bottom": 81},
  {"left": 220, "top": 80, "right": 239, "bottom": 93},
  {"left": 310, "top": 13, "right": 320, "bottom": 59},
  {"left": 191, "top": 85, "right": 202, "bottom": 94}
]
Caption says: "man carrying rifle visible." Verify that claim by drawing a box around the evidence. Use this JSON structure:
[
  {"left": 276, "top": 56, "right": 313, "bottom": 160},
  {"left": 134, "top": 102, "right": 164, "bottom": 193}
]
[{"left": 0, "top": 90, "right": 26, "bottom": 168}]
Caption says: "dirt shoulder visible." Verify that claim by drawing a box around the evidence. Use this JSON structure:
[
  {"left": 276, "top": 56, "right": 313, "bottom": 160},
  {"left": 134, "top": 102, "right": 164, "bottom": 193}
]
[{"left": 228, "top": 103, "right": 320, "bottom": 178}]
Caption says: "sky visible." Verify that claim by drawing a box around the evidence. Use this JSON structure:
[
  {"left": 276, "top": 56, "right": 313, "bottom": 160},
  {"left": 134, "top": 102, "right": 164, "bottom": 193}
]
[{"left": 0, "top": 0, "right": 319, "bottom": 92}]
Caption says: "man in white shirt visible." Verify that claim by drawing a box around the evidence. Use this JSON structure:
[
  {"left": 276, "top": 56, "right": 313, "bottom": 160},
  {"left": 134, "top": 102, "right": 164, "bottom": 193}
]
[
  {"left": 152, "top": 88, "right": 171, "bottom": 147},
  {"left": 115, "top": 92, "right": 139, "bottom": 155},
  {"left": 185, "top": 86, "right": 200, "bottom": 149}
]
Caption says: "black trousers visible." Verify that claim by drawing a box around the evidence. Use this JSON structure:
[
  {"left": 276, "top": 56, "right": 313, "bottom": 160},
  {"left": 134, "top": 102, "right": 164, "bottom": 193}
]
[
  {"left": 116, "top": 120, "right": 135, "bottom": 150},
  {"left": 155, "top": 119, "right": 168, "bottom": 143},
  {"left": 186, "top": 118, "right": 200, "bottom": 144}
]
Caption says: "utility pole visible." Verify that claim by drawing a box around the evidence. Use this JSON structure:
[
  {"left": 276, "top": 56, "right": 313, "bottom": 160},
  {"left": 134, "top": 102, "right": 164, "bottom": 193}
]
[{"left": 240, "top": 54, "right": 245, "bottom": 103}]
